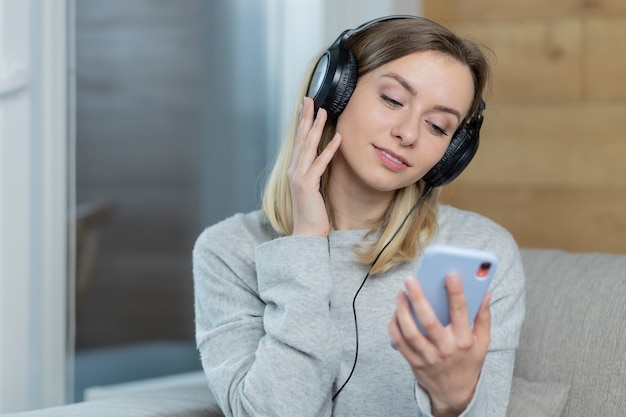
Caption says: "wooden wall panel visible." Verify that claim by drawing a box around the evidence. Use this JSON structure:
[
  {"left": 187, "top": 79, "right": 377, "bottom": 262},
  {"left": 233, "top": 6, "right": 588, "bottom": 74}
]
[
  {"left": 425, "top": 0, "right": 626, "bottom": 23},
  {"left": 441, "top": 186, "right": 626, "bottom": 253},
  {"left": 454, "top": 19, "right": 582, "bottom": 101},
  {"left": 459, "top": 103, "right": 626, "bottom": 186},
  {"left": 586, "top": 16, "right": 626, "bottom": 99},
  {"left": 425, "top": 0, "right": 626, "bottom": 254}
]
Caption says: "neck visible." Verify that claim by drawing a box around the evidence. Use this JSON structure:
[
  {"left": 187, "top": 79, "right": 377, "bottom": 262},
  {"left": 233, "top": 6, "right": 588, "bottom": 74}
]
[{"left": 325, "top": 181, "right": 394, "bottom": 231}]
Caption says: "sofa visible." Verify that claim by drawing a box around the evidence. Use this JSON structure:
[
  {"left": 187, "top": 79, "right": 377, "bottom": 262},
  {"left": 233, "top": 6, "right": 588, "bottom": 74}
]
[{"left": 5, "top": 248, "right": 626, "bottom": 417}]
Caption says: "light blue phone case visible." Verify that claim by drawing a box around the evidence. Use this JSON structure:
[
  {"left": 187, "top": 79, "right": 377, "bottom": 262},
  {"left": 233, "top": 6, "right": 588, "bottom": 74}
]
[{"left": 411, "top": 244, "right": 499, "bottom": 335}]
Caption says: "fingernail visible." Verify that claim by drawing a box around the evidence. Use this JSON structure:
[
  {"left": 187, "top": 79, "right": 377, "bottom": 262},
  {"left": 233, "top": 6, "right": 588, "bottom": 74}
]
[
  {"left": 447, "top": 273, "right": 460, "bottom": 285},
  {"left": 396, "top": 292, "right": 405, "bottom": 302},
  {"left": 405, "top": 277, "right": 417, "bottom": 290}
]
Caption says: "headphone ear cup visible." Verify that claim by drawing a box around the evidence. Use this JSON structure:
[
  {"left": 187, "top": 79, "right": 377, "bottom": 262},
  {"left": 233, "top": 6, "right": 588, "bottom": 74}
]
[
  {"left": 309, "top": 44, "right": 358, "bottom": 119},
  {"left": 422, "top": 125, "right": 479, "bottom": 187},
  {"left": 325, "top": 51, "right": 358, "bottom": 118}
]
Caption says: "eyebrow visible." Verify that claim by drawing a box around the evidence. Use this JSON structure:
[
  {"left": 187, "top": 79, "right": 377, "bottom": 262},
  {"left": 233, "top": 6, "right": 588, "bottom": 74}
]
[{"left": 382, "top": 73, "right": 462, "bottom": 122}]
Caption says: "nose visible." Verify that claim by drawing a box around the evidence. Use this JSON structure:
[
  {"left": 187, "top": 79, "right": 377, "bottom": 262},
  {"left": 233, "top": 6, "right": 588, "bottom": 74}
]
[{"left": 391, "top": 113, "right": 419, "bottom": 147}]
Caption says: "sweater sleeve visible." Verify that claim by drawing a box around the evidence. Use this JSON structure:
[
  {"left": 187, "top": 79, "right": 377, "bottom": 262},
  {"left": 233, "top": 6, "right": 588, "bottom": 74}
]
[{"left": 193, "top": 222, "right": 340, "bottom": 417}]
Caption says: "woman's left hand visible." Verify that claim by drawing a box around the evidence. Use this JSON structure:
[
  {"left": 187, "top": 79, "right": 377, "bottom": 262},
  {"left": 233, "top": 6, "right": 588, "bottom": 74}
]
[{"left": 388, "top": 274, "right": 491, "bottom": 417}]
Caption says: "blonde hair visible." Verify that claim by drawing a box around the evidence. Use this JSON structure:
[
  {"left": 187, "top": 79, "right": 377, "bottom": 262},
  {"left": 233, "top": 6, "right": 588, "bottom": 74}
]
[{"left": 262, "top": 18, "right": 490, "bottom": 273}]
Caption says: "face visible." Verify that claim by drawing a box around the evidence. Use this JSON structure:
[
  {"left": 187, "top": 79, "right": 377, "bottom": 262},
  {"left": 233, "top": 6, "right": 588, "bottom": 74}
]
[{"left": 331, "top": 50, "right": 475, "bottom": 195}]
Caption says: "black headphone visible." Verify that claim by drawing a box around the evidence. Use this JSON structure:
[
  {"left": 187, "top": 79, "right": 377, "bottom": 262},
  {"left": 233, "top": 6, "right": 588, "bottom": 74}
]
[{"left": 307, "top": 15, "right": 485, "bottom": 187}]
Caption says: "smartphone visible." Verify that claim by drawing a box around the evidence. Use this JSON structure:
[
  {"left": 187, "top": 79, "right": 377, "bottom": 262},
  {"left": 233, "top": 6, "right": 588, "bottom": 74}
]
[{"left": 410, "top": 244, "right": 498, "bottom": 335}]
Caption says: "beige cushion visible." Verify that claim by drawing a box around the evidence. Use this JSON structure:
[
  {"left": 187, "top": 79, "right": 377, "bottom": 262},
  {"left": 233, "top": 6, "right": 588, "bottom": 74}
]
[
  {"left": 518, "top": 249, "right": 626, "bottom": 417},
  {"left": 507, "top": 377, "right": 569, "bottom": 417}
]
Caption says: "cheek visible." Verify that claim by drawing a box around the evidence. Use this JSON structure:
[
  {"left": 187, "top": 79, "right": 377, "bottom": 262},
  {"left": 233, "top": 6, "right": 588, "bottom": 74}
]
[
  {"left": 434, "top": 141, "right": 452, "bottom": 163},
  {"left": 405, "top": 140, "right": 452, "bottom": 183},
  {"left": 336, "top": 101, "right": 363, "bottom": 136},
  {"left": 423, "top": 138, "right": 453, "bottom": 167},
  {"left": 336, "top": 86, "right": 388, "bottom": 134}
]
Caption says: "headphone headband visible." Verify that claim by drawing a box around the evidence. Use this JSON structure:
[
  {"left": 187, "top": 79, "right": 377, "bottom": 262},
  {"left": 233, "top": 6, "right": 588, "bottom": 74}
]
[{"left": 335, "top": 15, "right": 429, "bottom": 47}]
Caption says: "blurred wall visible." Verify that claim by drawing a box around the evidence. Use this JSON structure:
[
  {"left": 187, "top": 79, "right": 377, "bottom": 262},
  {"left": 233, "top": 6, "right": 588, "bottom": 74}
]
[{"left": 75, "top": 0, "right": 267, "bottom": 349}]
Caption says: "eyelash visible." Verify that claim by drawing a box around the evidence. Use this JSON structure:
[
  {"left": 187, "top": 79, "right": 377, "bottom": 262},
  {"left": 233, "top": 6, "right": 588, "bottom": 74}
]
[
  {"left": 381, "top": 94, "right": 402, "bottom": 108},
  {"left": 428, "top": 122, "right": 449, "bottom": 137},
  {"left": 381, "top": 94, "right": 449, "bottom": 136}
]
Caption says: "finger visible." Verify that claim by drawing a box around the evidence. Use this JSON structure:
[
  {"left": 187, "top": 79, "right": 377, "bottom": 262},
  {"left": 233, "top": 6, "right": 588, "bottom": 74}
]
[
  {"left": 295, "top": 97, "right": 315, "bottom": 145},
  {"left": 311, "top": 132, "right": 341, "bottom": 173},
  {"left": 389, "top": 292, "right": 427, "bottom": 359},
  {"left": 296, "top": 107, "right": 328, "bottom": 174},
  {"left": 472, "top": 292, "right": 491, "bottom": 348},
  {"left": 304, "top": 106, "right": 328, "bottom": 154},
  {"left": 447, "top": 274, "right": 471, "bottom": 335},
  {"left": 389, "top": 308, "right": 417, "bottom": 358},
  {"left": 292, "top": 98, "right": 315, "bottom": 167},
  {"left": 388, "top": 302, "right": 405, "bottom": 350},
  {"left": 394, "top": 288, "right": 448, "bottom": 367},
  {"left": 404, "top": 277, "right": 447, "bottom": 343},
  {"left": 290, "top": 105, "right": 328, "bottom": 187}
]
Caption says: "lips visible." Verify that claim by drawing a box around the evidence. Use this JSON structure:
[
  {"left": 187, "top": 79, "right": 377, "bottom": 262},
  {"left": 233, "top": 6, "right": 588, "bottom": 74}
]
[{"left": 374, "top": 146, "right": 410, "bottom": 172}]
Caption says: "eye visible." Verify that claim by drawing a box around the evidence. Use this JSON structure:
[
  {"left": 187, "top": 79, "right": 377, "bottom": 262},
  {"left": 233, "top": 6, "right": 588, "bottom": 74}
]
[
  {"left": 427, "top": 122, "right": 449, "bottom": 137},
  {"left": 381, "top": 94, "right": 403, "bottom": 108}
]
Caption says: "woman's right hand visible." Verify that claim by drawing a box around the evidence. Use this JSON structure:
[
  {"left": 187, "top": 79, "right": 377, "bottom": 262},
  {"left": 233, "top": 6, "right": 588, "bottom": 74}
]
[{"left": 288, "top": 97, "right": 342, "bottom": 237}]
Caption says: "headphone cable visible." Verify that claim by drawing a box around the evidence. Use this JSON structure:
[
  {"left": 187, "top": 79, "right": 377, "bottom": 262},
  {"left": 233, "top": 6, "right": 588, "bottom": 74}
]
[{"left": 331, "top": 184, "right": 434, "bottom": 400}]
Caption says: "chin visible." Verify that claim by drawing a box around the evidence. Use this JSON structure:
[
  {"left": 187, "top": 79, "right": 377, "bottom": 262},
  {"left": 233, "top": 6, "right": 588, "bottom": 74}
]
[
  {"left": 366, "top": 179, "right": 413, "bottom": 193},
  {"left": 375, "top": 174, "right": 420, "bottom": 191}
]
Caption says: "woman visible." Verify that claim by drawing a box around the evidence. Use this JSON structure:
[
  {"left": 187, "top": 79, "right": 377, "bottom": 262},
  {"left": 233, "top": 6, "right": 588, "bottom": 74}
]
[{"left": 193, "top": 15, "right": 525, "bottom": 417}]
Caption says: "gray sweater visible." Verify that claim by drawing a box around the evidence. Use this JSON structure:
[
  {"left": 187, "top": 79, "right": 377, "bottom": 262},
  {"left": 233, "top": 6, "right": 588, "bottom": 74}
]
[{"left": 193, "top": 205, "right": 525, "bottom": 417}]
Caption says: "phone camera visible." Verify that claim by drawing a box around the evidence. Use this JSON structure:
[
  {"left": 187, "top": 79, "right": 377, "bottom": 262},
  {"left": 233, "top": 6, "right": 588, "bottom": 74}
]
[{"left": 476, "top": 262, "right": 492, "bottom": 278}]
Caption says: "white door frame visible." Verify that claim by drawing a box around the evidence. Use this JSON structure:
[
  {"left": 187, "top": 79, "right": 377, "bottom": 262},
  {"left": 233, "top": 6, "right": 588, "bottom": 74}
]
[{"left": 0, "top": 0, "right": 72, "bottom": 412}]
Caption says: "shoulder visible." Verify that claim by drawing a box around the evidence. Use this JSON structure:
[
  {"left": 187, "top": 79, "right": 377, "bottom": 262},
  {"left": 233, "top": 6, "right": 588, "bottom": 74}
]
[
  {"left": 437, "top": 204, "right": 517, "bottom": 254},
  {"left": 193, "top": 210, "right": 277, "bottom": 261},
  {"left": 192, "top": 210, "right": 279, "bottom": 292}
]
